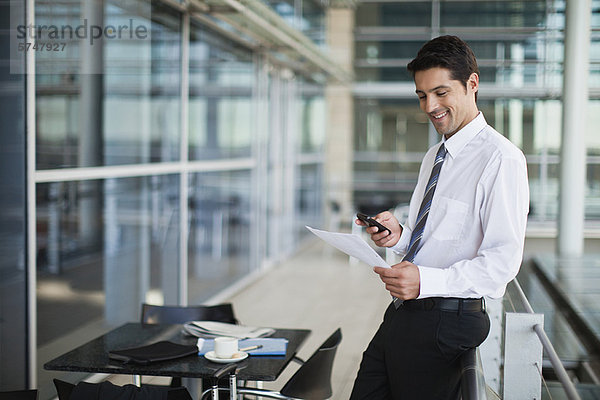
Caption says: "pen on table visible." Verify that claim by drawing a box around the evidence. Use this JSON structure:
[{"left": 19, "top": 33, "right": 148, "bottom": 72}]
[{"left": 239, "top": 345, "right": 263, "bottom": 352}]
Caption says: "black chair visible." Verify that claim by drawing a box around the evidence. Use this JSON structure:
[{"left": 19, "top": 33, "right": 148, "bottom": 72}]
[
  {"left": 140, "top": 303, "right": 239, "bottom": 389},
  {"left": 53, "top": 379, "right": 192, "bottom": 400},
  {"left": 0, "top": 390, "right": 38, "bottom": 400},
  {"left": 141, "top": 303, "right": 238, "bottom": 325},
  {"left": 202, "top": 328, "right": 342, "bottom": 400}
]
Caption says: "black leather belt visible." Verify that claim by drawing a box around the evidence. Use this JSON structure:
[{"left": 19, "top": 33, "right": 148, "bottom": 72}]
[{"left": 399, "top": 297, "right": 485, "bottom": 313}]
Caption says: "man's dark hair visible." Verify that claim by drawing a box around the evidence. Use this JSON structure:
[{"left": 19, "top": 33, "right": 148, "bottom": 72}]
[{"left": 407, "top": 35, "right": 479, "bottom": 98}]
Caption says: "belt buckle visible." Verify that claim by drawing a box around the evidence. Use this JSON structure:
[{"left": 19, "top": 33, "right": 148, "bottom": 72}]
[{"left": 481, "top": 297, "right": 486, "bottom": 312}]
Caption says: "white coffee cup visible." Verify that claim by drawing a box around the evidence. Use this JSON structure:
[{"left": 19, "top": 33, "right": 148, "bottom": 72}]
[{"left": 214, "top": 337, "right": 238, "bottom": 359}]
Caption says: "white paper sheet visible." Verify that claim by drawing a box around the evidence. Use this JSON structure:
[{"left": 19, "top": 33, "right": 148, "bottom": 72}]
[{"left": 306, "top": 226, "right": 390, "bottom": 268}]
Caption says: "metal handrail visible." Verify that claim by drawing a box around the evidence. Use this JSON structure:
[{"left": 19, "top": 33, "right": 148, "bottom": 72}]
[{"left": 512, "top": 279, "right": 582, "bottom": 400}]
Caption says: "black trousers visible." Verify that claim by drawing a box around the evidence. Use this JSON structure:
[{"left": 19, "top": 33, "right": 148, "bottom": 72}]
[{"left": 350, "top": 300, "right": 490, "bottom": 400}]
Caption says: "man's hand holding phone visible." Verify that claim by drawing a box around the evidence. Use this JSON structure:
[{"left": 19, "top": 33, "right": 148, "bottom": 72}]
[{"left": 355, "top": 211, "right": 402, "bottom": 248}]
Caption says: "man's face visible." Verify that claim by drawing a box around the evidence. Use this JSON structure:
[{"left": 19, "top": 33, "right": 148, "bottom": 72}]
[{"left": 414, "top": 67, "right": 479, "bottom": 139}]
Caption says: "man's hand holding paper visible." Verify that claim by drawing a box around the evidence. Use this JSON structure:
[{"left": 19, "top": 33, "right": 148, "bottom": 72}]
[{"left": 374, "top": 261, "right": 420, "bottom": 300}]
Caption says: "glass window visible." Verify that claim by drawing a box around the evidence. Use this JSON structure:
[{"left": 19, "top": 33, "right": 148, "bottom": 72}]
[
  {"left": 355, "top": 99, "right": 429, "bottom": 153},
  {"left": 475, "top": 99, "right": 536, "bottom": 154},
  {"left": 586, "top": 161, "right": 600, "bottom": 220},
  {"left": 35, "top": 0, "right": 82, "bottom": 170},
  {"left": 36, "top": 175, "right": 180, "bottom": 396},
  {"left": 355, "top": 41, "right": 425, "bottom": 61},
  {"left": 34, "top": 1, "right": 81, "bottom": 78},
  {"left": 588, "top": 100, "right": 600, "bottom": 155},
  {"left": 592, "top": 0, "right": 600, "bottom": 29},
  {"left": 355, "top": 66, "right": 414, "bottom": 83},
  {"left": 440, "top": 1, "right": 546, "bottom": 28},
  {"left": 476, "top": 99, "right": 600, "bottom": 222},
  {"left": 187, "top": 171, "right": 252, "bottom": 303},
  {"left": 189, "top": 22, "right": 254, "bottom": 160},
  {"left": 34, "top": 3, "right": 185, "bottom": 397},
  {"left": 296, "top": 82, "right": 325, "bottom": 239},
  {"left": 355, "top": 2, "right": 431, "bottom": 27},
  {"left": 528, "top": 160, "right": 560, "bottom": 222},
  {"left": 301, "top": 0, "right": 326, "bottom": 46},
  {"left": 104, "top": 3, "right": 181, "bottom": 166},
  {"left": 259, "top": 0, "right": 326, "bottom": 45},
  {"left": 0, "top": 0, "right": 27, "bottom": 388},
  {"left": 299, "top": 84, "right": 325, "bottom": 153},
  {"left": 586, "top": 100, "right": 600, "bottom": 221},
  {"left": 351, "top": 0, "right": 600, "bottom": 228},
  {"left": 263, "top": 0, "right": 295, "bottom": 27},
  {"left": 478, "top": 99, "right": 554, "bottom": 221},
  {"left": 297, "top": 163, "right": 323, "bottom": 235},
  {"left": 531, "top": 100, "right": 561, "bottom": 156},
  {"left": 36, "top": 1, "right": 181, "bottom": 169},
  {"left": 354, "top": 99, "right": 429, "bottom": 211},
  {"left": 355, "top": 37, "right": 563, "bottom": 85},
  {"left": 591, "top": 37, "right": 600, "bottom": 87}
]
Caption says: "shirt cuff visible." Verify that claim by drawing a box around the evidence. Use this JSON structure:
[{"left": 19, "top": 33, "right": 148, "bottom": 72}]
[
  {"left": 416, "top": 265, "right": 449, "bottom": 298},
  {"left": 391, "top": 223, "right": 411, "bottom": 255}
]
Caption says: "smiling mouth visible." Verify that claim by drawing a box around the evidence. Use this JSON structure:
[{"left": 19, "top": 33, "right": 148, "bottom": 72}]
[{"left": 431, "top": 111, "right": 448, "bottom": 120}]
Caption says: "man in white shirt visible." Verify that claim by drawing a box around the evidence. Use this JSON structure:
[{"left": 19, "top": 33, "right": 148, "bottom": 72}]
[{"left": 350, "top": 36, "right": 529, "bottom": 399}]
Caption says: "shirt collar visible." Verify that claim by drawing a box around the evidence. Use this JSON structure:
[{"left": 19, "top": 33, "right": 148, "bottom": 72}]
[{"left": 442, "top": 112, "right": 486, "bottom": 158}]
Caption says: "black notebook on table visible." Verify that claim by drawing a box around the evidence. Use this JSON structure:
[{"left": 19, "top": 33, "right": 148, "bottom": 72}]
[{"left": 109, "top": 341, "right": 198, "bottom": 365}]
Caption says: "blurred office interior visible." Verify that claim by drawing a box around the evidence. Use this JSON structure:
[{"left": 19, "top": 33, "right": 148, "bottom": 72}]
[{"left": 1, "top": 0, "right": 600, "bottom": 398}]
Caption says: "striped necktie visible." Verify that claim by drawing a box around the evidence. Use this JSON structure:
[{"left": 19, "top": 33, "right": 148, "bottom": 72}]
[{"left": 393, "top": 143, "right": 447, "bottom": 309}]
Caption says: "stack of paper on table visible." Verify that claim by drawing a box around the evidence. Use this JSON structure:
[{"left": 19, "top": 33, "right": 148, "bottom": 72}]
[
  {"left": 197, "top": 338, "right": 288, "bottom": 356},
  {"left": 183, "top": 321, "right": 275, "bottom": 339}
]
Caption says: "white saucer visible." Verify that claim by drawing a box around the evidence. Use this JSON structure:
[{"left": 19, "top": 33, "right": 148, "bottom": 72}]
[{"left": 204, "top": 351, "right": 248, "bottom": 363}]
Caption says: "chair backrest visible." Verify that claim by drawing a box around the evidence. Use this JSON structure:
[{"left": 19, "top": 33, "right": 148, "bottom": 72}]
[
  {"left": 53, "top": 379, "right": 192, "bottom": 400},
  {"left": 140, "top": 303, "right": 238, "bottom": 325},
  {"left": 0, "top": 390, "right": 38, "bottom": 400},
  {"left": 280, "top": 328, "right": 342, "bottom": 399}
]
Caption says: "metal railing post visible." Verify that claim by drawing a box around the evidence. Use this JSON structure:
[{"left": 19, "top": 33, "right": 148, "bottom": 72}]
[
  {"left": 479, "top": 297, "right": 503, "bottom": 393},
  {"left": 512, "top": 279, "right": 582, "bottom": 400}
]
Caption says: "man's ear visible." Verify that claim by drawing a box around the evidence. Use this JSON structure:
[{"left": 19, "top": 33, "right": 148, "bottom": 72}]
[{"left": 468, "top": 72, "right": 479, "bottom": 94}]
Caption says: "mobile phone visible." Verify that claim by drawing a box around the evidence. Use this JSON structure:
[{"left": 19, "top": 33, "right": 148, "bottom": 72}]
[{"left": 356, "top": 213, "right": 391, "bottom": 234}]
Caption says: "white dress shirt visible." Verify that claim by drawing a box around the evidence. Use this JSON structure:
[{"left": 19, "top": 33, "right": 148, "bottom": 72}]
[{"left": 392, "top": 112, "right": 529, "bottom": 299}]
